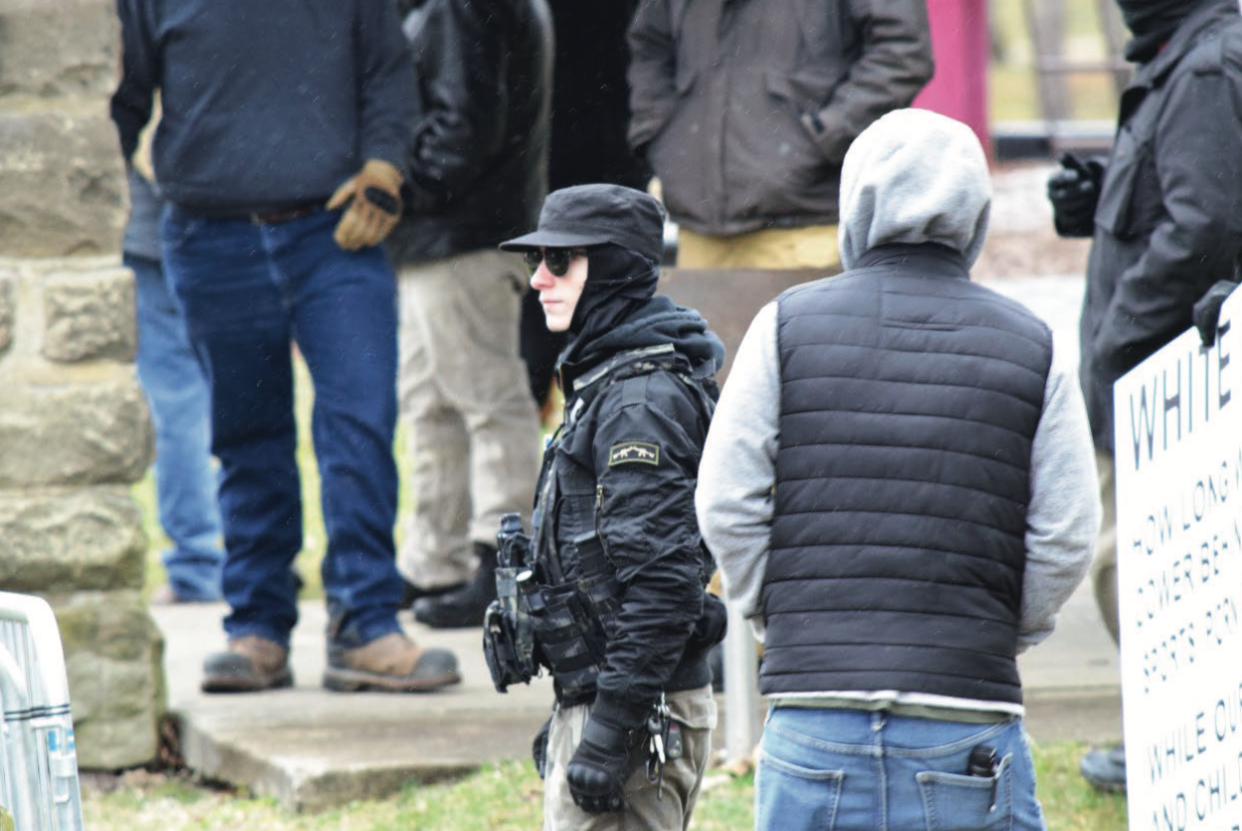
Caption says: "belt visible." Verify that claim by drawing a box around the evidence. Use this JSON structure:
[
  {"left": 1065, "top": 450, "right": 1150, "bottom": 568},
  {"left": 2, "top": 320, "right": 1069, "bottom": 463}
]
[
  {"left": 768, "top": 697, "right": 1016, "bottom": 724},
  {"left": 249, "top": 203, "right": 321, "bottom": 225}
]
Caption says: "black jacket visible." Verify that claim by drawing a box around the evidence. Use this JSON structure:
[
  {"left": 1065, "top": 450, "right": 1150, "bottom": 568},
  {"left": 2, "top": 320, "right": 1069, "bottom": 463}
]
[
  {"left": 386, "top": 0, "right": 553, "bottom": 265},
  {"left": 627, "top": 0, "right": 933, "bottom": 235},
  {"left": 533, "top": 296, "right": 726, "bottom": 729},
  {"left": 764, "top": 245, "right": 1051, "bottom": 704},
  {"left": 1081, "top": 0, "right": 1242, "bottom": 451},
  {"left": 546, "top": 0, "right": 650, "bottom": 192}
]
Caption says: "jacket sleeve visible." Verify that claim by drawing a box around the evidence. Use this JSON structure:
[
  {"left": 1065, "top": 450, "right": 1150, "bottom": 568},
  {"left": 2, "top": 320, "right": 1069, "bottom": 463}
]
[
  {"left": 357, "top": 0, "right": 418, "bottom": 176},
  {"left": 403, "top": 0, "right": 510, "bottom": 210},
  {"left": 1019, "top": 341, "right": 1100, "bottom": 652},
  {"left": 1092, "top": 45, "right": 1242, "bottom": 378},
  {"left": 590, "top": 378, "right": 710, "bottom": 730},
  {"left": 805, "top": 0, "right": 934, "bottom": 164},
  {"left": 626, "top": 0, "right": 678, "bottom": 155},
  {"left": 110, "top": 0, "right": 158, "bottom": 165},
  {"left": 695, "top": 302, "right": 780, "bottom": 640}
]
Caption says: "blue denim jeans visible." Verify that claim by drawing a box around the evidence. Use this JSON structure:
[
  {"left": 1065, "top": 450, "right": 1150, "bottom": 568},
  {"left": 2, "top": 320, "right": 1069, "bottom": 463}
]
[
  {"left": 128, "top": 253, "right": 224, "bottom": 602},
  {"left": 160, "top": 205, "right": 403, "bottom": 649},
  {"left": 757, "top": 707, "right": 1047, "bottom": 831}
]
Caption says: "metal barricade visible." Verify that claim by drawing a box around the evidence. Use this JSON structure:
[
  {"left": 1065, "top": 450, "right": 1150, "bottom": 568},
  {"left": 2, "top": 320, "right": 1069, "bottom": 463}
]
[{"left": 0, "top": 592, "right": 84, "bottom": 831}]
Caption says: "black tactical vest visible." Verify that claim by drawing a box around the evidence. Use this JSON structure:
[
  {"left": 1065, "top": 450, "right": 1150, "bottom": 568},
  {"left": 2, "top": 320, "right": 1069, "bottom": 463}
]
[{"left": 762, "top": 245, "right": 1053, "bottom": 705}]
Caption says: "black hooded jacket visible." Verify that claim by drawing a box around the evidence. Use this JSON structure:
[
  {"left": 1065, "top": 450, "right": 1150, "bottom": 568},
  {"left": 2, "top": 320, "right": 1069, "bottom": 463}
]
[
  {"left": 533, "top": 295, "right": 727, "bottom": 728},
  {"left": 1079, "top": 0, "right": 1242, "bottom": 451}
]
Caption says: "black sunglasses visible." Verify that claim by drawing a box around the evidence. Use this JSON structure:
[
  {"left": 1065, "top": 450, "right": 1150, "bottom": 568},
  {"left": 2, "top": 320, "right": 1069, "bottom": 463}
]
[{"left": 524, "top": 248, "right": 587, "bottom": 277}]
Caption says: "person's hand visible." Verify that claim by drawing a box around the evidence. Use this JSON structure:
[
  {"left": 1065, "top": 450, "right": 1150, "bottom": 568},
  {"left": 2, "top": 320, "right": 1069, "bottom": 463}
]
[
  {"left": 326, "top": 159, "right": 404, "bottom": 250},
  {"left": 1193, "top": 280, "right": 1239, "bottom": 346},
  {"left": 1047, "top": 153, "right": 1103, "bottom": 238},
  {"left": 565, "top": 715, "right": 633, "bottom": 813}
]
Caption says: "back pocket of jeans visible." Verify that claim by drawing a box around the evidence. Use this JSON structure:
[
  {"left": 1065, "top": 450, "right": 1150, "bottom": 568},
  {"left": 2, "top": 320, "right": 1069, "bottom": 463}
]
[
  {"left": 917, "top": 753, "right": 1013, "bottom": 831},
  {"left": 756, "top": 751, "right": 843, "bottom": 831}
]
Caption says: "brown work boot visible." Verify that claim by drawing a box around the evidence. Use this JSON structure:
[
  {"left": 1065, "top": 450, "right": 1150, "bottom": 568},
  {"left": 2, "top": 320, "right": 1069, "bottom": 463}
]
[
  {"left": 323, "top": 632, "right": 460, "bottom": 693},
  {"left": 201, "top": 635, "right": 293, "bottom": 693}
]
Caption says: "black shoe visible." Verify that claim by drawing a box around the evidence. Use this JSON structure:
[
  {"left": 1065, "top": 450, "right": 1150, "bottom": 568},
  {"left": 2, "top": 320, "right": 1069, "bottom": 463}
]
[
  {"left": 412, "top": 543, "right": 498, "bottom": 629},
  {"left": 399, "top": 577, "right": 466, "bottom": 610},
  {"left": 1080, "top": 745, "right": 1126, "bottom": 792}
]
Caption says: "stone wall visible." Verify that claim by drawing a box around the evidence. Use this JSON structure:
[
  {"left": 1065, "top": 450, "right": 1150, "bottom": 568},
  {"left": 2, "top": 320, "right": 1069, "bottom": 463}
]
[
  {"left": 0, "top": 0, "right": 162, "bottom": 770},
  {"left": 0, "top": 257, "right": 162, "bottom": 770},
  {"left": 0, "top": 0, "right": 128, "bottom": 257}
]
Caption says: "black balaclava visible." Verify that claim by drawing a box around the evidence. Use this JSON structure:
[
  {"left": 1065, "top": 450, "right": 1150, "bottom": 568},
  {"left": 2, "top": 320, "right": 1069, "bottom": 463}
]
[
  {"left": 561, "top": 243, "right": 660, "bottom": 362},
  {"left": 1116, "top": 0, "right": 1199, "bottom": 61}
]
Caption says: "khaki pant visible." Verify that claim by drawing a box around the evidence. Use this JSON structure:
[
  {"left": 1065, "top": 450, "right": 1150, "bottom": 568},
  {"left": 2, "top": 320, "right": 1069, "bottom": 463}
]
[
  {"left": 1093, "top": 449, "right": 1120, "bottom": 646},
  {"left": 677, "top": 224, "right": 839, "bottom": 269},
  {"left": 543, "top": 686, "right": 717, "bottom": 831},
  {"left": 396, "top": 250, "right": 541, "bottom": 588}
]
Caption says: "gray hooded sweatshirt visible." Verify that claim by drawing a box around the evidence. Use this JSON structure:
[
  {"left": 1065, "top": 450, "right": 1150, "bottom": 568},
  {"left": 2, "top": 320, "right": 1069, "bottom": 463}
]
[{"left": 694, "top": 108, "right": 1100, "bottom": 716}]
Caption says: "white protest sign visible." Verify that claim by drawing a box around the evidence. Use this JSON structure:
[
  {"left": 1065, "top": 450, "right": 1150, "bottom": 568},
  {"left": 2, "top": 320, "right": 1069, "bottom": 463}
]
[{"left": 1115, "top": 291, "right": 1242, "bottom": 831}]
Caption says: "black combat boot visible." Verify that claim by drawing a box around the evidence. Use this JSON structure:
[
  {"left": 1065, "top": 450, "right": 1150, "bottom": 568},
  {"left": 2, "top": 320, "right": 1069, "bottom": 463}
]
[
  {"left": 398, "top": 577, "right": 466, "bottom": 610},
  {"left": 412, "top": 542, "right": 498, "bottom": 629}
]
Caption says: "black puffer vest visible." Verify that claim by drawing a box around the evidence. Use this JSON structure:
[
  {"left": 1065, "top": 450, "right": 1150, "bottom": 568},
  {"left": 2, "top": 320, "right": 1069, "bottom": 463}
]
[{"left": 761, "top": 244, "right": 1053, "bottom": 705}]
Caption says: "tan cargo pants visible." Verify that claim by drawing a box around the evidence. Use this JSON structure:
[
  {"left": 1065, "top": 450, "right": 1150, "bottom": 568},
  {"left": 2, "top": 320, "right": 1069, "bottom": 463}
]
[
  {"left": 396, "top": 250, "right": 541, "bottom": 588},
  {"left": 676, "top": 224, "right": 839, "bottom": 269},
  {"left": 1093, "top": 449, "right": 1119, "bottom": 645},
  {"left": 542, "top": 686, "right": 717, "bottom": 831}
]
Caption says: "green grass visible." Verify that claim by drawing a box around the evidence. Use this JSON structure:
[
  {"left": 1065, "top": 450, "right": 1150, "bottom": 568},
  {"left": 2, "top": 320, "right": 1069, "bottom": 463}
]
[{"left": 82, "top": 744, "right": 1126, "bottom": 830}]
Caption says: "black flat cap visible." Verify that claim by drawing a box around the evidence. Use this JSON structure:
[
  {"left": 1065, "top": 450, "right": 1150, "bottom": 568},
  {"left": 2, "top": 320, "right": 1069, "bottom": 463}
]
[{"left": 500, "top": 184, "right": 666, "bottom": 265}]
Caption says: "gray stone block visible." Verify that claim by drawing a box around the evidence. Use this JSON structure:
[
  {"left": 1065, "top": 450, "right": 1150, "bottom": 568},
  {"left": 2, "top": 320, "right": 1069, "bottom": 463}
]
[
  {"left": 0, "top": 269, "right": 12, "bottom": 355},
  {"left": 0, "top": 0, "right": 118, "bottom": 99},
  {"left": 51, "top": 590, "right": 166, "bottom": 770},
  {"left": 42, "top": 266, "right": 136, "bottom": 363},
  {"left": 0, "top": 99, "right": 126, "bottom": 257},
  {"left": 0, "top": 377, "right": 152, "bottom": 487},
  {"left": 0, "top": 488, "right": 145, "bottom": 592}
]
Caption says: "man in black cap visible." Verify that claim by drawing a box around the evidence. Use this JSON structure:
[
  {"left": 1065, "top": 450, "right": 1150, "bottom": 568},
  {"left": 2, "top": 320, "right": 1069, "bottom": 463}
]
[
  {"left": 1047, "top": 0, "right": 1242, "bottom": 792},
  {"left": 497, "top": 184, "right": 727, "bottom": 829}
]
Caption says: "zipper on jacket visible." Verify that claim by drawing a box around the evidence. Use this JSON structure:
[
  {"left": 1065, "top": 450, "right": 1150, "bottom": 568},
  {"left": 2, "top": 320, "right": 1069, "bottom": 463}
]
[{"left": 594, "top": 484, "right": 616, "bottom": 567}]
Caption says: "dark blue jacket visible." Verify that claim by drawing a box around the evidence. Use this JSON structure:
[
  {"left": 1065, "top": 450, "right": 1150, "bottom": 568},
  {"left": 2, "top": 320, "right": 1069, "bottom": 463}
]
[{"left": 111, "top": 0, "right": 416, "bottom": 215}]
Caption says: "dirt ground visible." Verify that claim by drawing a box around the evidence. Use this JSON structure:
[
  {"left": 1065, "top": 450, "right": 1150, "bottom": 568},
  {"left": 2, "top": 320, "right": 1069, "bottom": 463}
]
[{"left": 975, "top": 160, "right": 1093, "bottom": 282}]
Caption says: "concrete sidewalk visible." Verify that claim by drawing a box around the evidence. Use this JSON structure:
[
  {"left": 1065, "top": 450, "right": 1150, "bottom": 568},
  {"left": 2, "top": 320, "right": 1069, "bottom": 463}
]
[
  {"left": 152, "top": 270, "right": 1123, "bottom": 812},
  {"left": 152, "top": 555, "right": 1121, "bottom": 812}
]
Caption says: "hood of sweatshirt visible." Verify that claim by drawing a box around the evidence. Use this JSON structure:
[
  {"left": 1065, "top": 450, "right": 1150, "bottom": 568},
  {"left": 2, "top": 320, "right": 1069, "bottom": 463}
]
[{"left": 838, "top": 108, "right": 992, "bottom": 272}]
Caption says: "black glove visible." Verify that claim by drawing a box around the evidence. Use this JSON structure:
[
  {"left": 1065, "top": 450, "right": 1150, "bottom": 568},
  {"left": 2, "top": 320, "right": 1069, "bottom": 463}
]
[
  {"left": 1047, "top": 153, "right": 1104, "bottom": 238},
  {"left": 532, "top": 716, "right": 551, "bottom": 780},
  {"left": 1193, "top": 280, "right": 1239, "bottom": 346},
  {"left": 565, "top": 714, "right": 634, "bottom": 814}
]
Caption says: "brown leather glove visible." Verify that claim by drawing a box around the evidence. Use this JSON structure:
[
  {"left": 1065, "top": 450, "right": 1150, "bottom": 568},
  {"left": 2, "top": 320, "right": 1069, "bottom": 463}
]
[{"left": 326, "top": 159, "right": 404, "bottom": 250}]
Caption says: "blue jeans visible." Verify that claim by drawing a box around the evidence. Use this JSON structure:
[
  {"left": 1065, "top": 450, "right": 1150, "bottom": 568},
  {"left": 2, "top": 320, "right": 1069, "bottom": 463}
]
[
  {"left": 757, "top": 707, "right": 1047, "bottom": 831},
  {"left": 128, "top": 253, "right": 224, "bottom": 602},
  {"left": 160, "top": 205, "right": 403, "bottom": 649}
]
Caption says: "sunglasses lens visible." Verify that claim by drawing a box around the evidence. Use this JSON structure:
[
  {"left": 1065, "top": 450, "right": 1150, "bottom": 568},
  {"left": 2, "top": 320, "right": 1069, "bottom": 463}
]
[
  {"left": 523, "top": 250, "right": 542, "bottom": 271},
  {"left": 548, "top": 249, "right": 572, "bottom": 276}
]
